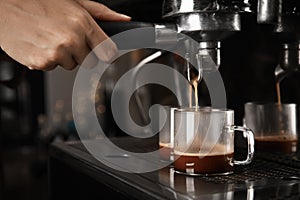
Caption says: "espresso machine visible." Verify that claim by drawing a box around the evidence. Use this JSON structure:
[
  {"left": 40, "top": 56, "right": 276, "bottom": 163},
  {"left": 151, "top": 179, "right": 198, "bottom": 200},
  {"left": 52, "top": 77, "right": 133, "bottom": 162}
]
[{"left": 97, "top": 0, "right": 300, "bottom": 131}]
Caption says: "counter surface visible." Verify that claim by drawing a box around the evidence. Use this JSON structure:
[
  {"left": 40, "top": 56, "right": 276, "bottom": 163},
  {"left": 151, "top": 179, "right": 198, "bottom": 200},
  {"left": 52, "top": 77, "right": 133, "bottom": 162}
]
[{"left": 49, "top": 136, "right": 300, "bottom": 200}]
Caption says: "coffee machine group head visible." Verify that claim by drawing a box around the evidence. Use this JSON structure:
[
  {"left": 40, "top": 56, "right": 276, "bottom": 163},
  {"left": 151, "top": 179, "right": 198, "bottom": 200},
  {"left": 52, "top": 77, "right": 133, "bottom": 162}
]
[
  {"left": 159, "top": 0, "right": 300, "bottom": 78},
  {"left": 162, "top": 0, "right": 247, "bottom": 41},
  {"left": 160, "top": 0, "right": 250, "bottom": 72},
  {"left": 255, "top": 0, "right": 300, "bottom": 82}
]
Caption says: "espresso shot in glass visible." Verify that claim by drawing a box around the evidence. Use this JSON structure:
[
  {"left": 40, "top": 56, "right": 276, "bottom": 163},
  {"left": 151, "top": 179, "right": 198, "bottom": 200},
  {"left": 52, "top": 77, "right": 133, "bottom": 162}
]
[
  {"left": 244, "top": 102, "right": 298, "bottom": 154},
  {"left": 173, "top": 108, "right": 254, "bottom": 176}
]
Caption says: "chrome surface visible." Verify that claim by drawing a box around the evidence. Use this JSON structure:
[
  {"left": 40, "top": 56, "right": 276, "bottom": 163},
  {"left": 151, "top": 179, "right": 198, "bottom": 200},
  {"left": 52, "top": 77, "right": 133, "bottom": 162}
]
[
  {"left": 275, "top": 65, "right": 288, "bottom": 83},
  {"left": 162, "top": 0, "right": 219, "bottom": 18},
  {"left": 197, "top": 41, "right": 220, "bottom": 71},
  {"left": 280, "top": 42, "right": 300, "bottom": 72},
  {"left": 257, "top": 0, "right": 280, "bottom": 24},
  {"left": 154, "top": 24, "right": 178, "bottom": 44},
  {"left": 177, "top": 12, "right": 241, "bottom": 32}
]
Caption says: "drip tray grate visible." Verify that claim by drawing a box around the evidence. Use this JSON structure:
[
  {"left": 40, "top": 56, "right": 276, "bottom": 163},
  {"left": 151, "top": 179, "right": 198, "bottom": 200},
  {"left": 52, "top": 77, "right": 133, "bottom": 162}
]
[{"left": 198, "top": 158, "right": 300, "bottom": 184}]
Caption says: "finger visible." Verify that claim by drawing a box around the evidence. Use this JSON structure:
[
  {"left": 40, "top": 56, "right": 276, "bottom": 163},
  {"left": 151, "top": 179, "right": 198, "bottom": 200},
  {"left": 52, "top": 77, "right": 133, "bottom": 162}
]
[
  {"left": 72, "top": 45, "right": 98, "bottom": 68},
  {"left": 72, "top": 44, "right": 91, "bottom": 65},
  {"left": 37, "top": 56, "right": 76, "bottom": 71},
  {"left": 38, "top": 46, "right": 78, "bottom": 71},
  {"left": 92, "top": 37, "right": 118, "bottom": 63},
  {"left": 79, "top": 1, "right": 131, "bottom": 21},
  {"left": 32, "top": 51, "right": 78, "bottom": 71},
  {"left": 58, "top": 54, "right": 78, "bottom": 71},
  {"left": 85, "top": 19, "right": 118, "bottom": 63}
]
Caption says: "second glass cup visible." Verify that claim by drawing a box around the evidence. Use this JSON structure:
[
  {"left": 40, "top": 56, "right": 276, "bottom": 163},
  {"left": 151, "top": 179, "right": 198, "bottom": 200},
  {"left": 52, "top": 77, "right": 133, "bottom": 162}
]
[
  {"left": 173, "top": 108, "right": 255, "bottom": 176},
  {"left": 244, "top": 102, "right": 298, "bottom": 153}
]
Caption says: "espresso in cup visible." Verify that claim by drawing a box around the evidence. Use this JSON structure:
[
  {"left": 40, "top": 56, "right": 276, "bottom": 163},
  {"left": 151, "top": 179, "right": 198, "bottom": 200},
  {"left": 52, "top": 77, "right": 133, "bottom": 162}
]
[
  {"left": 173, "top": 152, "right": 234, "bottom": 174},
  {"left": 173, "top": 108, "right": 254, "bottom": 176},
  {"left": 254, "top": 135, "right": 297, "bottom": 153}
]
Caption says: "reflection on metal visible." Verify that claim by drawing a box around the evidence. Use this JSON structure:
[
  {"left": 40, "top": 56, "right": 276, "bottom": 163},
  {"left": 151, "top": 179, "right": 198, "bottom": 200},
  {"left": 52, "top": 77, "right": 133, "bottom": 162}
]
[
  {"left": 162, "top": 0, "right": 245, "bottom": 42},
  {"left": 280, "top": 43, "right": 300, "bottom": 72},
  {"left": 155, "top": 24, "right": 178, "bottom": 44},
  {"left": 132, "top": 50, "right": 164, "bottom": 124},
  {"left": 275, "top": 65, "right": 288, "bottom": 83},
  {"left": 276, "top": 42, "right": 300, "bottom": 83},
  {"left": 257, "top": 0, "right": 280, "bottom": 24}
]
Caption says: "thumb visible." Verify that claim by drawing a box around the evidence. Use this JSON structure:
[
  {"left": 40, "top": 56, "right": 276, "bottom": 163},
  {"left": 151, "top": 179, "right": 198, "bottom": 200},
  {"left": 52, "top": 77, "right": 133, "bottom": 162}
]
[{"left": 79, "top": 1, "right": 131, "bottom": 21}]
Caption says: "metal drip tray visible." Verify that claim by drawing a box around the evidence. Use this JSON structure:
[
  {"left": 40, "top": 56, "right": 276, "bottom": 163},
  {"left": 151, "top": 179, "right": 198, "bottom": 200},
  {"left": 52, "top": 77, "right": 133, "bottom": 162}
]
[
  {"left": 49, "top": 137, "right": 300, "bottom": 200},
  {"left": 198, "top": 158, "right": 300, "bottom": 184},
  {"left": 255, "top": 151, "right": 300, "bottom": 168},
  {"left": 159, "top": 157, "right": 300, "bottom": 199},
  {"left": 156, "top": 147, "right": 300, "bottom": 199}
]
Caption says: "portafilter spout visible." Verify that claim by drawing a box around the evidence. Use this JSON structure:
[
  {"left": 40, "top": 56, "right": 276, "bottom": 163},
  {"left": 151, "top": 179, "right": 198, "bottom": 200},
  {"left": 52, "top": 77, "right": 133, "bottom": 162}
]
[
  {"left": 275, "top": 42, "right": 300, "bottom": 83},
  {"left": 275, "top": 64, "right": 288, "bottom": 83}
]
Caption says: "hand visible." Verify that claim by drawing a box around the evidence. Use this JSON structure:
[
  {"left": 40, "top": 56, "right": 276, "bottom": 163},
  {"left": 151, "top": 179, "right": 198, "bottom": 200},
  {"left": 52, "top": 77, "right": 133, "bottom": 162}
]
[{"left": 0, "top": 0, "right": 131, "bottom": 70}]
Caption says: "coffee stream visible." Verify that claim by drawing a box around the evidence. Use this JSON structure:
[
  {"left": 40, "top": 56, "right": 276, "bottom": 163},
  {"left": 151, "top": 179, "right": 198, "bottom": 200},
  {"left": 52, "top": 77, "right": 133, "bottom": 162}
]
[
  {"left": 276, "top": 82, "right": 282, "bottom": 107},
  {"left": 193, "top": 80, "right": 199, "bottom": 109},
  {"left": 188, "top": 78, "right": 199, "bottom": 109},
  {"left": 275, "top": 81, "right": 285, "bottom": 134},
  {"left": 186, "top": 53, "right": 201, "bottom": 110}
]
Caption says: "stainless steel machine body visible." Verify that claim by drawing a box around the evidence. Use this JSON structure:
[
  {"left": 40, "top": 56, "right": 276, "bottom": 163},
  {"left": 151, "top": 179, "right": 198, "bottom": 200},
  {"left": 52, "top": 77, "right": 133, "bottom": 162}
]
[{"left": 161, "top": 0, "right": 300, "bottom": 75}]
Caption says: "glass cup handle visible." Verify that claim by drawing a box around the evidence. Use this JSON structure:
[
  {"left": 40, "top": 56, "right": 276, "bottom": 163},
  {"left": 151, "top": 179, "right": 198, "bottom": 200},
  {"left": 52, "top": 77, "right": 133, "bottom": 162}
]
[{"left": 231, "top": 125, "right": 255, "bottom": 165}]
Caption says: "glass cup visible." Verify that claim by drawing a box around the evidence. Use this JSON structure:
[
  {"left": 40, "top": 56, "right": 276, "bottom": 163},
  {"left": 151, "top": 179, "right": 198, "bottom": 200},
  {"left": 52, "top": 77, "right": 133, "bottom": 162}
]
[
  {"left": 173, "top": 108, "right": 254, "bottom": 176},
  {"left": 244, "top": 102, "right": 298, "bottom": 153},
  {"left": 158, "top": 106, "right": 210, "bottom": 162},
  {"left": 159, "top": 106, "right": 176, "bottom": 162}
]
